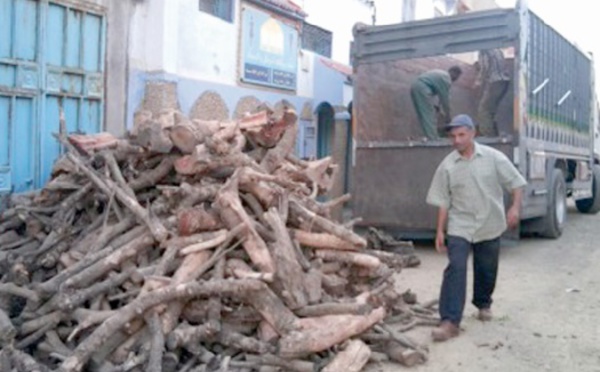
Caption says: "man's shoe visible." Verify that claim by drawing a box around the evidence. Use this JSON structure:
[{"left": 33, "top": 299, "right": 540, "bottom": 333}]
[
  {"left": 477, "top": 308, "right": 492, "bottom": 322},
  {"left": 431, "top": 321, "right": 459, "bottom": 342}
]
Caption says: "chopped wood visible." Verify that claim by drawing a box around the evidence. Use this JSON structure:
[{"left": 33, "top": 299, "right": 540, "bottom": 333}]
[
  {"left": 292, "top": 228, "right": 358, "bottom": 251},
  {"left": 0, "top": 102, "right": 428, "bottom": 372},
  {"left": 384, "top": 342, "right": 427, "bottom": 366},
  {"left": 279, "top": 307, "right": 386, "bottom": 358},
  {"left": 322, "top": 339, "right": 372, "bottom": 372},
  {"left": 0, "top": 308, "right": 16, "bottom": 346},
  {"left": 263, "top": 208, "right": 308, "bottom": 309},
  {"left": 315, "top": 249, "right": 382, "bottom": 269}
]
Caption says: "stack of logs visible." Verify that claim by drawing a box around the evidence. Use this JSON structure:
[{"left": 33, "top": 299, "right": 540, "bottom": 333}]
[{"left": 0, "top": 102, "right": 437, "bottom": 372}]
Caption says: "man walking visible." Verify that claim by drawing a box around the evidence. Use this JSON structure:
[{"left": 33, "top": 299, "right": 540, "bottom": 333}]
[
  {"left": 476, "top": 49, "right": 510, "bottom": 136},
  {"left": 410, "top": 66, "right": 462, "bottom": 140},
  {"left": 425, "top": 114, "right": 526, "bottom": 342}
]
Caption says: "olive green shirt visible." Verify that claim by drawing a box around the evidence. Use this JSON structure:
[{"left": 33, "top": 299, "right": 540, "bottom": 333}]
[
  {"left": 426, "top": 143, "right": 527, "bottom": 243},
  {"left": 417, "top": 69, "right": 452, "bottom": 117}
]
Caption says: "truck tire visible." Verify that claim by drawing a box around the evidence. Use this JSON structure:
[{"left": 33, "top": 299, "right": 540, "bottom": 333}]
[
  {"left": 575, "top": 164, "right": 600, "bottom": 214},
  {"left": 540, "top": 168, "right": 567, "bottom": 239}
]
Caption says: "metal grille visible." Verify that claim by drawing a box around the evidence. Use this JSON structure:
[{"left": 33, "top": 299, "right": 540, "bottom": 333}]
[
  {"left": 199, "top": 0, "right": 233, "bottom": 22},
  {"left": 302, "top": 22, "right": 332, "bottom": 58},
  {"left": 527, "top": 12, "right": 591, "bottom": 133}
]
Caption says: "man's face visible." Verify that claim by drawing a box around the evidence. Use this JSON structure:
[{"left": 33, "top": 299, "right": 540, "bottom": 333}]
[{"left": 448, "top": 126, "right": 475, "bottom": 153}]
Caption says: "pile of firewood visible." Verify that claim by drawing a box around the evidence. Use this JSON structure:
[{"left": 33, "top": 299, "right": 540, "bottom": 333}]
[{"left": 0, "top": 102, "right": 437, "bottom": 372}]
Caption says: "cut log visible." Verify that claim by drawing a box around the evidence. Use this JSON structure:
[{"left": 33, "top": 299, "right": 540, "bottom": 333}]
[
  {"left": 0, "top": 283, "right": 39, "bottom": 303},
  {"left": 241, "top": 281, "right": 298, "bottom": 336},
  {"left": 59, "top": 279, "right": 266, "bottom": 372},
  {"left": 0, "top": 230, "right": 20, "bottom": 246},
  {"left": 58, "top": 267, "right": 138, "bottom": 312},
  {"left": 385, "top": 342, "right": 426, "bottom": 367},
  {"left": 244, "top": 354, "right": 314, "bottom": 372},
  {"left": 174, "top": 149, "right": 255, "bottom": 176},
  {"left": 281, "top": 156, "right": 336, "bottom": 193},
  {"left": 37, "top": 224, "right": 145, "bottom": 296},
  {"left": 315, "top": 249, "right": 382, "bottom": 269},
  {"left": 168, "top": 324, "right": 273, "bottom": 355},
  {"left": 291, "top": 229, "right": 358, "bottom": 251},
  {"left": 0, "top": 308, "right": 16, "bottom": 346},
  {"left": 226, "top": 258, "right": 274, "bottom": 282},
  {"left": 145, "top": 312, "right": 164, "bottom": 372},
  {"left": 68, "top": 132, "right": 119, "bottom": 153},
  {"left": 160, "top": 250, "right": 212, "bottom": 333},
  {"left": 9, "top": 347, "right": 51, "bottom": 372},
  {"left": 177, "top": 207, "right": 223, "bottom": 236},
  {"left": 129, "top": 155, "right": 176, "bottom": 191},
  {"left": 177, "top": 182, "right": 220, "bottom": 210},
  {"left": 278, "top": 307, "right": 386, "bottom": 358},
  {"left": 179, "top": 229, "right": 228, "bottom": 255},
  {"left": 134, "top": 120, "right": 173, "bottom": 153},
  {"left": 289, "top": 199, "right": 366, "bottom": 248},
  {"left": 322, "top": 339, "right": 371, "bottom": 372},
  {"left": 263, "top": 208, "right": 308, "bottom": 309},
  {"left": 250, "top": 107, "right": 297, "bottom": 150},
  {"left": 321, "top": 273, "right": 349, "bottom": 297},
  {"left": 304, "top": 268, "right": 323, "bottom": 304},
  {"left": 257, "top": 320, "right": 279, "bottom": 343},
  {"left": 64, "top": 152, "right": 168, "bottom": 243},
  {"left": 214, "top": 171, "right": 275, "bottom": 273},
  {"left": 294, "top": 302, "right": 372, "bottom": 317},
  {"left": 63, "top": 232, "right": 154, "bottom": 289},
  {"left": 207, "top": 256, "right": 225, "bottom": 335},
  {"left": 259, "top": 117, "right": 298, "bottom": 172},
  {"left": 239, "top": 110, "right": 269, "bottom": 130},
  {"left": 168, "top": 123, "right": 203, "bottom": 154}
]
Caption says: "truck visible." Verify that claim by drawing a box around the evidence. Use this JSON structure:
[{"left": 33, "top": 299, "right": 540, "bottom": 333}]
[{"left": 350, "top": 2, "right": 600, "bottom": 239}]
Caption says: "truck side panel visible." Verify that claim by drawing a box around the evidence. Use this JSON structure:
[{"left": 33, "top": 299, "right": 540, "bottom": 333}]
[{"left": 352, "top": 7, "right": 595, "bottom": 237}]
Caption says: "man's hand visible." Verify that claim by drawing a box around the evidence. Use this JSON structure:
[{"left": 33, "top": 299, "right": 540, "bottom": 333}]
[
  {"left": 507, "top": 205, "right": 520, "bottom": 229},
  {"left": 435, "top": 230, "right": 447, "bottom": 253}
]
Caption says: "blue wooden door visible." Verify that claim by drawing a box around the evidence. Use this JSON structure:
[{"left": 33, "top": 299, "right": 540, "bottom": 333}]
[
  {"left": 0, "top": 0, "right": 39, "bottom": 193},
  {"left": 0, "top": 0, "right": 105, "bottom": 194}
]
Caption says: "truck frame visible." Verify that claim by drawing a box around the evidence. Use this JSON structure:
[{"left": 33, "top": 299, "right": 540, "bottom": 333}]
[{"left": 351, "top": 2, "right": 600, "bottom": 239}]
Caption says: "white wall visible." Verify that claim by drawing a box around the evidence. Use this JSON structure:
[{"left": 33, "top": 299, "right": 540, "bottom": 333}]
[
  {"left": 176, "top": 1, "right": 239, "bottom": 85},
  {"left": 130, "top": 0, "right": 239, "bottom": 85},
  {"left": 129, "top": 0, "right": 168, "bottom": 72},
  {"left": 297, "top": 50, "right": 315, "bottom": 98}
]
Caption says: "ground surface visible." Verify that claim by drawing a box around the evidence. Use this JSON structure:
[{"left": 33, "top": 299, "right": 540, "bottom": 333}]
[{"left": 367, "top": 205, "right": 600, "bottom": 372}]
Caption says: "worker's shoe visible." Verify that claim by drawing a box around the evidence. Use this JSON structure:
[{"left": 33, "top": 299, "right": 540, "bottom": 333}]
[
  {"left": 431, "top": 321, "right": 459, "bottom": 342},
  {"left": 477, "top": 308, "right": 493, "bottom": 322}
]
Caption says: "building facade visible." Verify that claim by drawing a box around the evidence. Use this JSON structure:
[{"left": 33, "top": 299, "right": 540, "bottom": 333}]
[{"left": 0, "top": 0, "right": 498, "bottom": 198}]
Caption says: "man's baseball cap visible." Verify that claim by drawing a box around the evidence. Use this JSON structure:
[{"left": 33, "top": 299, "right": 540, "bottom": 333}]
[{"left": 445, "top": 114, "right": 475, "bottom": 131}]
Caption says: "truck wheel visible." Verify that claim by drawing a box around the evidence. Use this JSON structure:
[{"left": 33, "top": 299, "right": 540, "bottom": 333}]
[
  {"left": 540, "top": 168, "right": 567, "bottom": 239},
  {"left": 575, "top": 164, "right": 600, "bottom": 214}
]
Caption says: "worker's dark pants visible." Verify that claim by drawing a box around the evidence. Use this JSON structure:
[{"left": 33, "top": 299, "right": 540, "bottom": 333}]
[
  {"left": 439, "top": 235, "right": 501, "bottom": 325},
  {"left": 410, "top": 80, "right": 439, "bottom": 139},
  {"left": 477, "top": 80, "right": 509, "bottom": 137}
]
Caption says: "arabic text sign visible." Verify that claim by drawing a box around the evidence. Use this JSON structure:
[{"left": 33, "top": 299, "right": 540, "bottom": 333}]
[{"left": 241, "top": 7, "right": 298, "bottom": 90}]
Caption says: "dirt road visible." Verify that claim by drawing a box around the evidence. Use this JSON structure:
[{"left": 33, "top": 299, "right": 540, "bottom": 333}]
[{"left": 369, "top": 205, "right": 600, "bottom": 372}]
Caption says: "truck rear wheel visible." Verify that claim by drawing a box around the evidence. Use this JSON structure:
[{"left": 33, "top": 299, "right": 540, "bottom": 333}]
[
  {"left": 540, "top": 168, "right": 567, "bottom": 239},
  {"left": 575, "top": 164, "right": 600, "bottom": 214}
]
